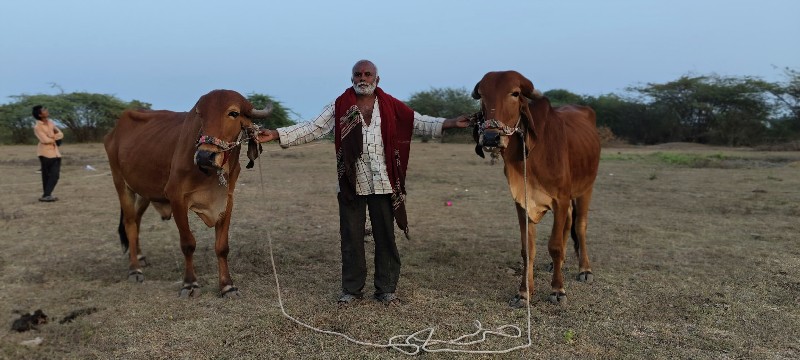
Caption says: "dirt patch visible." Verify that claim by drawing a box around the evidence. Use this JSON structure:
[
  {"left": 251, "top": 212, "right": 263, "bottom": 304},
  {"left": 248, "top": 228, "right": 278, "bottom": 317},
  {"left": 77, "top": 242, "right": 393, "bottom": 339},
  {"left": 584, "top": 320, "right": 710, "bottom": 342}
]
[{"left": 1, "top": 143, "right": 798, "bottom": 359}]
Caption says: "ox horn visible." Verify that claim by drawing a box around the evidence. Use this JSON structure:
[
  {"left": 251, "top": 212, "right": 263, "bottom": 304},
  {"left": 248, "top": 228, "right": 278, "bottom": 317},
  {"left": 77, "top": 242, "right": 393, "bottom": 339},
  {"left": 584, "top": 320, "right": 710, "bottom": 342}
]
[{"left": 250, "top": 102, "right": 274, "bottom": 118}]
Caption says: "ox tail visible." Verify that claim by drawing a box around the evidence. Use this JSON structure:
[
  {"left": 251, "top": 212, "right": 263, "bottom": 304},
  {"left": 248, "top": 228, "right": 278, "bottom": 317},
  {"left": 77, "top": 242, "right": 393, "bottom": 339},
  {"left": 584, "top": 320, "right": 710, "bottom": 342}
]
[
  {"left": 570, "top": 199, "right": 579, "bottom": 255},
  {"left": 118, "top": 209, "right": 129, "bottom": 253}
]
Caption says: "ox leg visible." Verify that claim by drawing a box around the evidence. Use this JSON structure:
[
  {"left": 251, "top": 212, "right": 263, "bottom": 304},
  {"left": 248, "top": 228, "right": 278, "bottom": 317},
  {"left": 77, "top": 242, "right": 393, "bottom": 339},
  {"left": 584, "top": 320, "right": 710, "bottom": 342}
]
[
  {"left": 116, "top": 186, "right": 145, "bottom": 283},
  {"left": 510, "top": 203, "right": 536, "bottom": 309},
  {"left": 557, "top": 203, "right": 574, "bottom": 272},
  {"left": 215, "top": 198, "right": 239, "bottom": 298},
  {"left": 548, "top": 204, "right": 574, "bottom": 274},
  {"left": 548, "top": 201, "right": 569, "bottom": 305},
  {"left": 172, "top": 205, "right": 200, "bottom": 298},
  {"left": 573, "top": 192, "right": 594, "bottom": 283},
  {"left": 133, "top": 196, "right": 150, "bottom": 267}
]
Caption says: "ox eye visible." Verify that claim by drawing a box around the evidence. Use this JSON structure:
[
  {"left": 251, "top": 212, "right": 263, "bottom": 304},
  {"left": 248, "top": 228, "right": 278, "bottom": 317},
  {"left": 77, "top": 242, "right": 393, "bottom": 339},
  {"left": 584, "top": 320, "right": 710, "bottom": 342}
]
[
  {"left": 228, "top": 111, "right": 239, "bottom": 118},
  {"left": 511, "top": 91, "right": 520, "bottom": 97}
]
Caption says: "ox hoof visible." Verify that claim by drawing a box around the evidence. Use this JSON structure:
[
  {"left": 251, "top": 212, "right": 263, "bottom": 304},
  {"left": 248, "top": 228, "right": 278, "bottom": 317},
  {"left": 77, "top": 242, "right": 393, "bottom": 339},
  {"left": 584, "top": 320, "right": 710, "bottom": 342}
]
[
  {"left": 179, "top": 283, "right": 201, "bottom": 298},
  {"left": 576, "top": 271, "right": 594, "bottom": 283},
  {"left": 548, "top": 291, "right": 567, "bottom": 305},
  {"left": 128, "top": 270, "right": 144, "bottom": 283},
  {"left": 508, "top": 294, "right": 529, "bottom": 308},
  {"left": 219, "top": 286, "right": 240, "bottom": 298}
]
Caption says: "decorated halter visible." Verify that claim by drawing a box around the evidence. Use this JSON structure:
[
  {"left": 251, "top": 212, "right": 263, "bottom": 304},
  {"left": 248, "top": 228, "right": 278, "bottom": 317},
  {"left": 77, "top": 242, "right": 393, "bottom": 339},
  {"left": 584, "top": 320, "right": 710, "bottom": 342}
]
[
  {"left": 470, "top": 109, "right": 526, "bottom": 164},
  {"left": 487, "top": 116, "right": 523, "bottom": 136},
  {"left": 196, "top": 133, "right": 244, "bottom": 152},
  {"left": 194, "top": 123, "right": 261, "bottom": 186},
  {"left": 195, "top": 131, "right": 242, "bottom": 167},
  {"left": 471, "top": 110, "right": 524, "bottom": 140}
]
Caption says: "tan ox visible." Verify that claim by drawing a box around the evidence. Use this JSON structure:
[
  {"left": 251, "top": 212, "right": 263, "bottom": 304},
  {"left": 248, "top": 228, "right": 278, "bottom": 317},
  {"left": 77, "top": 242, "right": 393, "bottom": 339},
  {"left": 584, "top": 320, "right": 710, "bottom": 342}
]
[
  {"left": 472, "top": 71, "right": 600, "bottom": 307},
  {"left": 104, "top": 90, "right": 271, "bottom": 297}
]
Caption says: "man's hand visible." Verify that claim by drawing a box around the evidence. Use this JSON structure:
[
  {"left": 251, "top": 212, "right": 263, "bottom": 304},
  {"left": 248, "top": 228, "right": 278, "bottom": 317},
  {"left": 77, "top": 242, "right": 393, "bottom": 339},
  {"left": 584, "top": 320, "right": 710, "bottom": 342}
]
[
  {"left": 443, "top": 115, "right": 471, "bottom": 130},
  {"left": 257, "top": 129, "right": 279, "bottom": 143}
]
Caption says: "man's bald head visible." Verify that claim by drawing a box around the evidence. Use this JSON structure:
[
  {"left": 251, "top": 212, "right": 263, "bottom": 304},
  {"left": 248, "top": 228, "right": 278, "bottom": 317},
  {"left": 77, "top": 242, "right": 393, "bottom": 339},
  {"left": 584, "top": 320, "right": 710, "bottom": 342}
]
[
  {"left": 352, "top": 60, "right": 378, "bottom": 77},
  {"left": 351, "top": 59, "right": 379, "bottom": 95}
]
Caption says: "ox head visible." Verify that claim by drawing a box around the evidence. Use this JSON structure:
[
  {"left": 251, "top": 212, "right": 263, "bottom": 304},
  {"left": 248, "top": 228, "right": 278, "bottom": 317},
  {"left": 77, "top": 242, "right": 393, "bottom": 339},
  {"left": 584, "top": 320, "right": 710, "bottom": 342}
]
[
  {"left": 193, "top": 90, "right": 272, "bottom": 176},
  {"left": 471, "top": 71, "right": 542, "bottom": 159}
]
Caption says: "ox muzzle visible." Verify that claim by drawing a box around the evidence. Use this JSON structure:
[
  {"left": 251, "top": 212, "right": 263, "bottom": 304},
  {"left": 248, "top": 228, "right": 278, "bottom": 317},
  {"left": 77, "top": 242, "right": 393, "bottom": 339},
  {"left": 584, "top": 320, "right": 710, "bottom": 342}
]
[
  {"left": 194, "top": 133, "right": 244, "bottom": 174},
  {"left": 480, "top": 130, "right": 505, "bottom": 149},
  {"left": 194, "top": 149, "right": 225, "bottom": 172},
  {"left": 476, "top": 117, "right": 522, "bottom": 157}
]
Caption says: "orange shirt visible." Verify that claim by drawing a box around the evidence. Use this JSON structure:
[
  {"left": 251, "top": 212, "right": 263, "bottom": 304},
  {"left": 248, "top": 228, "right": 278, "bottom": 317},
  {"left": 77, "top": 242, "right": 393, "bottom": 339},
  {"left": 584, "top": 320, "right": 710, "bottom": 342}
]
[{"left": 33, "top": 120, "right": 64, "bottom": 158}]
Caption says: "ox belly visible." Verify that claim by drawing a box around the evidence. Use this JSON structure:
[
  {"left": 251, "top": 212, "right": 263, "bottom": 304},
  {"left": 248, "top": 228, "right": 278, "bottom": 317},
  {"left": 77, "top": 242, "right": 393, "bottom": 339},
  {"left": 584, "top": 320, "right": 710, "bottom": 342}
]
[{"left": 187, "top": 186, "right": 230, "bottom": 227}]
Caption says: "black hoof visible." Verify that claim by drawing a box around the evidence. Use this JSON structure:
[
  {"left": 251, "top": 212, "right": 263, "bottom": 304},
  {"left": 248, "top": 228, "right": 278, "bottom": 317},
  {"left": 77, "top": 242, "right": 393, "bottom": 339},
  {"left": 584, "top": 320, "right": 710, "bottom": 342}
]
[
  {"left": 576, "top": 271, "right": 593, "bottom": 283},
  {"left": 128, "top": 270, "right": 144, "bottom": 283},
  {"left": 548, "top": 291, "right": 567, "bottom": 305},
  {"left": 508, "top": 294, "right": 529, "bottom": 308},
  {"left": 179, "top": 283, "right": 201, "bottom": 298},
  {"left": 219, "top": 286, "right": 240, "bottom": 298}
]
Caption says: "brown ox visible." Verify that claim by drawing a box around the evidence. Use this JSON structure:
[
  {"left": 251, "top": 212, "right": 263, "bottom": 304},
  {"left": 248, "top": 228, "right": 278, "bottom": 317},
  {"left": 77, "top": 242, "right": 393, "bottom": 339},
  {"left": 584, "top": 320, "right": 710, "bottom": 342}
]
[
  {"left": 103, "top": 90, "right": 271, "bottom": 298},
  {"left": 472, "top": 71, "right": 600, "bottom": 308}
]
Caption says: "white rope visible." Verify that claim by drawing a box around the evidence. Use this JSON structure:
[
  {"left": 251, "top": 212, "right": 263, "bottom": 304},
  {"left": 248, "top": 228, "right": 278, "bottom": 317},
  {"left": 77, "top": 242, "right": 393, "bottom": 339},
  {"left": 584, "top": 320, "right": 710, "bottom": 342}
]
[{"left": 255, "top": 138, "right": 533, "bottom": 355}]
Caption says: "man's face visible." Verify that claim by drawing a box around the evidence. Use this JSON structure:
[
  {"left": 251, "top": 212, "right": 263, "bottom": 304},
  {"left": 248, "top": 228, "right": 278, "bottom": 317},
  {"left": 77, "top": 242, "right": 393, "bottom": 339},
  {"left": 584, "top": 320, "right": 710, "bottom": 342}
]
[{"left": 351, "top": 63, "right": 378, "bottom": 95}]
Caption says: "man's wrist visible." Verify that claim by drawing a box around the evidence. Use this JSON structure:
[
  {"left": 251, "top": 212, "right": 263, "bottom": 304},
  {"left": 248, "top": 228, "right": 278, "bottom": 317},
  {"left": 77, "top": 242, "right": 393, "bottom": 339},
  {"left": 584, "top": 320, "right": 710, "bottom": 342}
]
[{"left": 442, "top": 118, "right": 454, "bottom": 129}]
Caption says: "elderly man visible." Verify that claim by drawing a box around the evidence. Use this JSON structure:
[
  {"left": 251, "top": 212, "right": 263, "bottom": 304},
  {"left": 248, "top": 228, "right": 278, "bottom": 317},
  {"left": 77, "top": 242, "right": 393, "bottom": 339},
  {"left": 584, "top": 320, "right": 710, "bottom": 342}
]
[{"left": 258, "top": 59, "right": 469, "bottom": 306}]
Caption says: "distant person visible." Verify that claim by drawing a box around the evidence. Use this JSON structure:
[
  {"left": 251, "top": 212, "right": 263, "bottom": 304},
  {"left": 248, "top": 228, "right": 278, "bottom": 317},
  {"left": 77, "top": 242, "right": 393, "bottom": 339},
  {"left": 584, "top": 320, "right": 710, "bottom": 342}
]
[
  {"left": 32, "top": 105, "right": 63, "bottom": 202},
  {"left": 257, "top": 59, "right": 470, "bottom": 306}
]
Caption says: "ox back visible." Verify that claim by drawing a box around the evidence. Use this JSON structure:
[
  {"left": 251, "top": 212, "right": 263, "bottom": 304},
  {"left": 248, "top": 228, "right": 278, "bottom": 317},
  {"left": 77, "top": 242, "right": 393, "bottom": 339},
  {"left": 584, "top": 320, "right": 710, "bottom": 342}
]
[{"left": 106, "top": 110, "right": 186, "bottom": 202}]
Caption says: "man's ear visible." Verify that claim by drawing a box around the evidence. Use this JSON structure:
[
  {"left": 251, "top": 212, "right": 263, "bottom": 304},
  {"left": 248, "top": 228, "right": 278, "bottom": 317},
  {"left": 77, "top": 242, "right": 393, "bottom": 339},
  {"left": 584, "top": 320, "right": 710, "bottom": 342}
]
[{"left": 375, "top": 76, "right": 380, "bottom": 86}]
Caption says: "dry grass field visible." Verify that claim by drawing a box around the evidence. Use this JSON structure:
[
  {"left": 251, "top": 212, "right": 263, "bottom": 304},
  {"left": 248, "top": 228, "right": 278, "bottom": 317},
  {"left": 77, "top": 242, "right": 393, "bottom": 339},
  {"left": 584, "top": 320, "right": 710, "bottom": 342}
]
[{"left": 1, "top": 141, "right": 799, "bottom": 359}]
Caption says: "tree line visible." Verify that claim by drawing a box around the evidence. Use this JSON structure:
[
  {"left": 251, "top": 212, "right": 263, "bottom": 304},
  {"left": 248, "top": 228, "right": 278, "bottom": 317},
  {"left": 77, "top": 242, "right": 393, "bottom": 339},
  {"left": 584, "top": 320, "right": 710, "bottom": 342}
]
[
  {"left": 0, "top": 92, "right": 295, "bottom": 144},
  {"left": 1, "top": 69, "right": 798, "bottom": 146},
  {"left": 552, "top": 68, "right": 799, "bottom": 146}
]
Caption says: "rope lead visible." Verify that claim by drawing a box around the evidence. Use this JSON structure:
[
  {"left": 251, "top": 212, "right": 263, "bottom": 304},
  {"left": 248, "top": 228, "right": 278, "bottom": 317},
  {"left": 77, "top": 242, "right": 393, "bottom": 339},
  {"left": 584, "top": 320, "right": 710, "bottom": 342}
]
[{"left": 257, "top": 141, "right": 533, "bottom": 355}]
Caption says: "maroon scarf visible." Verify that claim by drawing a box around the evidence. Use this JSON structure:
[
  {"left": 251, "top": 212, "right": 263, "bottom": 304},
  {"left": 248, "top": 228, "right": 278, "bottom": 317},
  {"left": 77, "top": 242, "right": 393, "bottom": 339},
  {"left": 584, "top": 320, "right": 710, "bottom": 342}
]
[{"left": 334, "top": 87, "right": 414, "bottom": 237}]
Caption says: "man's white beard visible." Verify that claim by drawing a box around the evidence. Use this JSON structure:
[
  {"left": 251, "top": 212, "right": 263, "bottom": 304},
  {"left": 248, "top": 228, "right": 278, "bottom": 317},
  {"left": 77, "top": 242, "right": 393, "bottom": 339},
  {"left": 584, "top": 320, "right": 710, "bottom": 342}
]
[{"left": 353, "top": 81, "right": 376, "bottom": 95}]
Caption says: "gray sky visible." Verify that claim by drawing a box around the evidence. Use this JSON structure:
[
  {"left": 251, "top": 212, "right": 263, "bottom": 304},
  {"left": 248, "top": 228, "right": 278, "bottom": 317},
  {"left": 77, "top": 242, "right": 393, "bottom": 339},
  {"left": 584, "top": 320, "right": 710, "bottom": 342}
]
[{"left": 2, "top": 0, "right": 798, "bottom": 120}]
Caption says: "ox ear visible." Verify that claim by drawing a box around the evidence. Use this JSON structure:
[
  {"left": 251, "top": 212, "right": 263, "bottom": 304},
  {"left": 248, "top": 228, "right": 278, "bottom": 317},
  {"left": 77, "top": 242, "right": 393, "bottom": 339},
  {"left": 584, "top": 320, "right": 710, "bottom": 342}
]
[
  {"left": 245, "top": 137, "right": 262, "bottom": 169},
  {"left": 521, "top": 100, "right": 536, "bottom": 133},
  {"left": 520, "top": 98, "right": 539, "bottom": 155},
  {"left": 471, "top": 81, "right": 482, "bottom": 100},
  {"left": 194, "top": 92, "right": 209, "bottom": 116},
  {"left": 244, "top": 121, "right": 262, "bottom": 169},
  {"left": 470, "top": 111, "right": 484, "bottom": 158},
  {"left": 518, "top": 74, "right": 535, "bottom": 100},
  {"left": 243, "top": 100, "right": 266, "bottom": 169},
  {"left": 474, "top": 144, "right": 485, "bottom": 158},
  {"left": 517, "top": 74, "right": 542, "bottom": 143}
]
